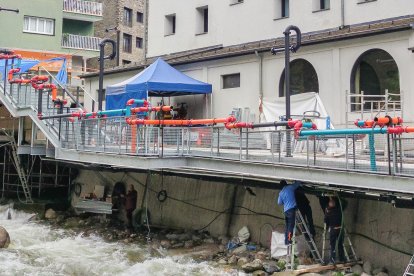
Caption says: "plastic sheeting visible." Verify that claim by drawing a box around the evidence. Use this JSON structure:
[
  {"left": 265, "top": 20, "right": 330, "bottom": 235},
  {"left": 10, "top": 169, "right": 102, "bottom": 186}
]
[{"left": 262, "top": 92, "right": 332, "bottom": 130}]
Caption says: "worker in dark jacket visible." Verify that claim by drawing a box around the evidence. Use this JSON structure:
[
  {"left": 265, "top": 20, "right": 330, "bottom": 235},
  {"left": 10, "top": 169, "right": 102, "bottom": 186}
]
[
  {"left": 324, "top": 198, "right": 345, "bottom": 264},
  {"left": 124, "top": 184, "right": 138, "bottom": 230},
  {"left": 295, "top": 187, "right": 316, "bottom": 238},
  {"left": 278, "top": 180, "right": 301, "bottom": 245}
]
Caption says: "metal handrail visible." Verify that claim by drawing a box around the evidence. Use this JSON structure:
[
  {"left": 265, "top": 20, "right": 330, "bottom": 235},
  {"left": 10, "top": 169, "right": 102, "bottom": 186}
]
[{"left": 39, "top": 66, "right": 97, "bottom": 111}]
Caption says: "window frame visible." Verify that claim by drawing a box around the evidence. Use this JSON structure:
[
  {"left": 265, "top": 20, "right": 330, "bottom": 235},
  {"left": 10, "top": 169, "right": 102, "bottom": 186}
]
[
  {"left": 23, "top": 16, "right": 55, "bottom": 36},
  {"left": 165, "top": 14, "right": 176, "bottom": 36},
  {"left": 136, "top": 37, "right": 143, "bottom": 49},
  {"left": 136, "top": 11, "right": 144, "bottom": 23},
  {"left": 222, "top": 73, "right": 241, "bottom": 90},
  {"left": 123, "top": 7, "right": 133, "bottom": 27},
  {"left": 122, "top": 33, "right": 132, "bottom": 53},
  {"left": 274, "top": 0, "right": 289, "bottom": 20},
  {"left": 196, "top": 6, "right": 209, "bottom": 35}
]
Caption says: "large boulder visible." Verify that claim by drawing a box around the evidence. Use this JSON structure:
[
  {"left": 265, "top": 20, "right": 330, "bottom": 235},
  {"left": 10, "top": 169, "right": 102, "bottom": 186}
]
[
  {"left": 242, "top": 259, "right": 263, "bottom": 273},
  {"left": 363, "top": 261, "right": 373, "bottom": 274},
  {"left": 44, "top": 208, "right": 57, "bottom": 220},
  {"left": 0, "top": 226, "right": 10, "bottom": 248}
]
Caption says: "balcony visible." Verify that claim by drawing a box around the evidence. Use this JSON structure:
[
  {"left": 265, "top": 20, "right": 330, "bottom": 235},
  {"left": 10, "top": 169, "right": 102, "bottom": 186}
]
[
  {"left": 63, "top": 0, "right": 103, "bottom": 22},
  {"left": 62, "top": 34, "right": 100, "bottom": 51}
]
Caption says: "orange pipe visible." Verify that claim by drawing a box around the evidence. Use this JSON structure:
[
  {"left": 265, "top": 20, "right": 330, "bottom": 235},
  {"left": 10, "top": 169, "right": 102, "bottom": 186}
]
[
  {"left": 375, "top": 116, "right": 403, "bottom": 126},
  {"left": 388, "top": 126, "right": 414, "bottom": 135},
  {"left": 126, "top": 116, "right": 236, "bottom": 126},
  {"left": 131, "top": 125, "right": 137, "bottom": 152},
  {"left": 8, "top": 68, "right": 20, "bottom": 81},
  {"left": 131, "top": 106, "right": 172, "bottom": 114}
]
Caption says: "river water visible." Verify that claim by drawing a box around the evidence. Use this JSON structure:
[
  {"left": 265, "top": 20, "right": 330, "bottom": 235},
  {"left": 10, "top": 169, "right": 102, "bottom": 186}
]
[{"left": 0, "top": 207, "right": 238, "bottom": 276}]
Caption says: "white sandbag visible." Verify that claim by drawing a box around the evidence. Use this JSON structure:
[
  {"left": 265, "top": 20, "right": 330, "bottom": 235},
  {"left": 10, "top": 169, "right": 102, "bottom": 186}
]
[
  {"left": 271, "top": 231, "right": 287, "bottom": 258},
  {"left": 237, "top": 226, "right": 250, "bottom": 243}
]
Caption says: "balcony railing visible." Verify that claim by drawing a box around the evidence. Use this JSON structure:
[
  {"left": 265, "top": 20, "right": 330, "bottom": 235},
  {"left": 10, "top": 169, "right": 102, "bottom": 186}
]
[
  {"left": 62, "top": 34, "right": 100, "bottom": 51},
  {"left": 63, "top": 0, "right": 103, "bottom": 17}
]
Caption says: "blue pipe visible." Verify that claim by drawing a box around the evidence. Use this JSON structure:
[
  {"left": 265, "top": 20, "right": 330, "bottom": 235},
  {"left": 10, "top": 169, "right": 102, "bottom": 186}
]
[{"left": 299, "top": 128, "right": 388, "bottom": 137}]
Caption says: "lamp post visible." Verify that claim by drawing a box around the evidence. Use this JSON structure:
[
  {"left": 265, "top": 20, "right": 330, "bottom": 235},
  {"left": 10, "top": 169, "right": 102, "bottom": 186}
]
[
  {"left": 98, "top": 39, "right": 116, "bottom": 111},
  {"left": 271, "top": 25, "right": 302, "bottom": 157}
]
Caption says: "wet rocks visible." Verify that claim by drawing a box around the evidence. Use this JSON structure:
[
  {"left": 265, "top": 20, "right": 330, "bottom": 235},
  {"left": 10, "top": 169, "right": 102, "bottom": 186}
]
[
  {"left": 237, "top": 257, "right": 249, "bottom": 266},
  {"left": 242, "top": 259, "right": 263, "bottom": 273},
  {"left": 352, "top": 264, "right": 364, "bottom": 274},
  {"left": 228, "top": 255, "right": 238, "bottom": 265},
  {"left": 363, "top": 261, "right": 372, "bottom": 274},
  {"left": 263, "top": 261, "right": 280, "bottom": 274},
  {"left": 44, "top": 208, "right": 57, "bottom": 220},
  {"left": 0, "top": 226, "right": 10, "bottom": 248}
]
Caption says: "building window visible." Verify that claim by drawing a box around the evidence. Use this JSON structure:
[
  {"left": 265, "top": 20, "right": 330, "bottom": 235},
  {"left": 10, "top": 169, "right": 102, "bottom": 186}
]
[
  {"left": 313, "top": 0, "right": 330, "bottom": 11},
  {"left": 23, "top": 16, "right": 54, "bottom": 35},
  {"left": 165, "top": 14, "right": 176, "bottom": 36},
  {"left": 136, "top": 37, "right": 143, "bottom": 48},
  {"left": 122, "top": 60, "right": 131, "bottom": 65},
  {"left": 275, "top": 0, "right": 289, "bottom": 19},
  {"left": 279, "top": 59, "right": 319, "bottom": 97},
  {"left": 136, "top": 12, "right": 144, "bottom": 23},
  {"left": 222, "top": 73, "right": 241, "bottom": 89},
  {"left": 123, "top": 7, "right": 132, "bottom": 26},
  {"left": 196, "top": 6, "right": 208, "bottom": 34},
  {"left": 230, "top": 0, "right": 244, "bottom": 5},
  {"left": 123, "top": 33, "right": 132, "bottom": 53}
]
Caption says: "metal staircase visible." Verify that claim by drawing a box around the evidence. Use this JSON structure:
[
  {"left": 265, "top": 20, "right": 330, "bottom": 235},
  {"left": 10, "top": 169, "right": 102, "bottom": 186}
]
[
  {"left": 404, "top": 254, "right": 414, "bottom": 276},
  {"left": 2, "top": 130, "right": 33, "bottom": 203}
]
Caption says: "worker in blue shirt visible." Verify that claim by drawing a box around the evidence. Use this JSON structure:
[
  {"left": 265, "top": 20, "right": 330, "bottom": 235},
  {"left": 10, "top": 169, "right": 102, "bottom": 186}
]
[{"left": 278, "top": 180, "right": 301, "bottom": 245}]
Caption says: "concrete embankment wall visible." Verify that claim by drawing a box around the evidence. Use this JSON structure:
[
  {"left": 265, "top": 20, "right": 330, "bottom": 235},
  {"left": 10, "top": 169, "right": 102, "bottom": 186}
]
[{"left": 74, "top": 169, "right": 413, "bottom": 275}]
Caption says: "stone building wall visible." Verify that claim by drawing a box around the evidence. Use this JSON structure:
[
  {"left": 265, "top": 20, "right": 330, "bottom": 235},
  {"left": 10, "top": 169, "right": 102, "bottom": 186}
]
[{"left": 88, "top": 0, "right": 145, "bottom": 70}]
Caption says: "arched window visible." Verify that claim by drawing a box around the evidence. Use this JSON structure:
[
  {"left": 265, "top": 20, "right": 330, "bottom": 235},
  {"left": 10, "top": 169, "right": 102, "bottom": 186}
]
[
  {"left": 279, "top": 59, "right": 319, "bottom": 97},
  {"left": 350, "top": 49, "right": 400, "bottom": 111}
]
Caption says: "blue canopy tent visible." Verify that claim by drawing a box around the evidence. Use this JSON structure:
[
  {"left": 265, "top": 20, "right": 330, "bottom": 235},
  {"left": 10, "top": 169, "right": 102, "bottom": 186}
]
[{"left": 105, "top": 58, "right": 212, "bottom": 110}]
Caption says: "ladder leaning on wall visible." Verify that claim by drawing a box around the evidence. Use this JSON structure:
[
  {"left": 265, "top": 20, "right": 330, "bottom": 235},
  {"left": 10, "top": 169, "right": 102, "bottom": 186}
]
[{"left": 403, "top": 254, "right": 414, "bottom": 276}]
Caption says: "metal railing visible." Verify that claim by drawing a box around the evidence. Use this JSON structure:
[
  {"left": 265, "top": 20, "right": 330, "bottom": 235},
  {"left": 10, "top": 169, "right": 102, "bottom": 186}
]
[
  {"left": 61, "top": 34, "right": 100, "bottom": 51},
  {"left": 1, "top": 72, "right": 414, "bottom": 179},
  {"left": 346, "top": 90, "right": 402, "bottom": 126},
  {"left": 63, "top": 0, "right": 103, "bottom": 16}
]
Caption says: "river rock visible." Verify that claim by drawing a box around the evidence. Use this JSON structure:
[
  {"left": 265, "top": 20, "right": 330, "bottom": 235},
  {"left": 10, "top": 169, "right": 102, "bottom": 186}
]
[
  {"left": 361, "top": 273, "right": 372, "bottom": 276},
  {"left": 171, "top": 242, "right": 184, "bottom": 249},
  {"left": 177, "top": 232, "right": 192, "bottom": 241},
  {"left": 233, "top": 244, "right": 247, "bottom": 254},
  {"left": 0, "top": 226, "right": 10, "bottom": 248},
  {"left": 192, "top": 234, "right": 201, "bottom": 242},
  {"left": 363, "top": 261, "right": 372, "bottom": 274},
  {"left": 242, "top": 259, "right": 263, "bottom": 273},
  {"left": 44, "top": 208, "right": 57, "bottom": 219},
  {"left": 255, "top": 251, "right": 267, "bottom": 261},
  {"left": 166, "top": 233, "right": 179, "bottom": 240},
  {"left": 218, "top": 235, "right": 229, "bottom": 245},
  {"left": 237, "top": 257, "right": 249, "bottom": 266},
  {"left": 184, "top": 240, "right": 194, "bottom": 248},
  {"left": 252, "top": 270, "right": 266, "bottom": 276},
  {"left": 203, "top": 238, "right": 215, "bottom": 244},
  {"left": 228, "top": 255, "right": 238, "bottom": 265},
  {"left": 372, "top": 267, "right": 385, "bottom": 275},
  {"left": 160, "top": 240, "right": 172, "bottom": 249},
  {"left": 352, "top": 264, "right": 364, "bottom": 274},
  {"left": 375, "top": 273, "right": 388, "bottom": 276},
  {"left": 263, "top": 261, "right": 280, "bottom": 274},
  {"left": 218, "top": 258, "right": 228, "bottom": 265}
]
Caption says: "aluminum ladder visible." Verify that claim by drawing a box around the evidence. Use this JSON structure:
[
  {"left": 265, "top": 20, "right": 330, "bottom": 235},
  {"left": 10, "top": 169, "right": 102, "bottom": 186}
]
[
  {"left": 322, "top": 225, "right": 358, "bottom": 263},
  {"left": 286, "top": 210, "right": 324, "bottom": 270},
  {"left": 403, "top": 254, "right": 414, "bottom": 276},
  {"left": 3, "top": 130, "right": 33, "bottom": 203}
]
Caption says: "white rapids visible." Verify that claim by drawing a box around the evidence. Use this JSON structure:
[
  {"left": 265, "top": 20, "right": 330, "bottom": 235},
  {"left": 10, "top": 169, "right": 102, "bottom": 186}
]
[{"left": 0, "top": 206, "right": 240, "bottom": 276}]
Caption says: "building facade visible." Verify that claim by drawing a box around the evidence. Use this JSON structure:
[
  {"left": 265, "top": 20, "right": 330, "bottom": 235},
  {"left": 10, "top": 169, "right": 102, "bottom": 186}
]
[
  {"left": 0, "top": 0, "right": 103, "bottom": 84},
  {"left": 143, "top": 0, "right": 414, "bottom": 127},
  {"left": 89, "top": 0, "right": 146, "bottom": 69}
]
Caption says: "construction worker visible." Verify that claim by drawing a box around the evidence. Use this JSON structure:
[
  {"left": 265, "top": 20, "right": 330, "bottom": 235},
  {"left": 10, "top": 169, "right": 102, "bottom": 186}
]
[
  {"left": 278, "top": 180, "right": 301, "bottom": 245},
  {"left": 324, "top": 198, "right": 345, "bottom": 264},
  {"left": 295, "top": 187, "right": 316, "bottom": 238}
]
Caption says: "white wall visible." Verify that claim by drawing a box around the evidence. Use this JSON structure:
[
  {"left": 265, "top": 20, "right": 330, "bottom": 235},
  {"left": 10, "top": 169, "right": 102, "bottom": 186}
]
[
  {"left": 147, "top": 0, "right": 414, "bottom": 57},
  {"left": 85, "top": 31, "right": 414, "bottom": 125}
]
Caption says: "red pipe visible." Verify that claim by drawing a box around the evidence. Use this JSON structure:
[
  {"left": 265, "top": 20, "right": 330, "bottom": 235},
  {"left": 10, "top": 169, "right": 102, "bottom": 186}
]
[
  {"left": 126, "top": 116, "right": 236, "bottom": 126},
  {"left": 225, "top": 122, "right": 253, "bottom": 130},
  {"left": 387, "top": 126, "right": 414, "bottom": 135},
  {"left": 131, "top": 106, "right": 172, "bottom": 114},
  {"left": 0, "top": 53, "right": 22, "bottom": 60},
  {"left": 30, "top": 75, "right": 49, "bottom": 84},
  {"left": 126, "top": 99, "right": 149, "bottom": 106}
]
